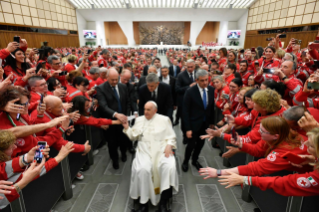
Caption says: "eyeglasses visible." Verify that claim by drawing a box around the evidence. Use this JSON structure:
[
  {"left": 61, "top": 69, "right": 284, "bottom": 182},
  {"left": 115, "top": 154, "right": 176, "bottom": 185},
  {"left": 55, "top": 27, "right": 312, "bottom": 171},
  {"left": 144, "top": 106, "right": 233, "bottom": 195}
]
[
  {"left": 53, "top": 62, "right": 62, "bottom": 65},
  {"left": 36, "top": 83, "right": 47, "bottom": 87},
  {"left": 259, "top": 127, "right": 271, "bottom": 135},
  {"left": 17, "top": 101, "right": 29, "bottom": 107}
]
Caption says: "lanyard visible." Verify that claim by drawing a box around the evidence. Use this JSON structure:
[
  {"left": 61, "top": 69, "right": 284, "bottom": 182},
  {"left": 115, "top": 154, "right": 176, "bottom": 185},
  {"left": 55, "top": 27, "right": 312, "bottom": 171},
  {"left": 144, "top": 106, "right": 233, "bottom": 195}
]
[{"left": 6, "top": 113, "right": 36, "bottom": 137}]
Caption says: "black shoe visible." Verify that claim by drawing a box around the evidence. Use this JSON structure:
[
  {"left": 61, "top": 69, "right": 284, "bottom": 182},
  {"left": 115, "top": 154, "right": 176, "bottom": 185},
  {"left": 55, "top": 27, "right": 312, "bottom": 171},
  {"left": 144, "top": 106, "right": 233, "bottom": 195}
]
[
  {"left": 192, "top": 161, "right": 203, "bottom": 170},
  {"left": 129, "top": 147, "right": 136, "bottom": 154},
  {"left": 112, "top": 160, "right": 119, "bottom": 169},
  {"left": 181, "top": 162, "right": 188, "bottom": 172},
  {"left": 158, "top": 203, "right": 169, "bottom": 212},
  {"left": 136, "top": 203, "right": 148, "bottom": 212},
  {"left": 183, "top": 138, "right": 188, "bottom": 145},
  {"left": 121, "top": 154, "right": 127, "bottom": 162}
]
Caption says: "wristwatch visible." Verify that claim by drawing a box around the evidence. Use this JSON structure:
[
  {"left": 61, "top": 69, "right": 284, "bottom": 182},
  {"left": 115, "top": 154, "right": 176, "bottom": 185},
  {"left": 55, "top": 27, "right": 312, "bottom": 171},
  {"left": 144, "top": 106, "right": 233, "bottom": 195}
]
[{"left": 217, "top": 169, "right": 222, "bottom": 176}]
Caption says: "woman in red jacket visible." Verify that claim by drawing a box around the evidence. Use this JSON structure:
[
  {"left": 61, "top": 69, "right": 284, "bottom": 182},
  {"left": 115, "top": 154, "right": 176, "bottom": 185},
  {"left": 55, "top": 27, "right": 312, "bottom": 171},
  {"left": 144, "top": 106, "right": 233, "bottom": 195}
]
[
  {"left": 0, "top": 130, "right": 74, "bottom": 205},
  {"left": 200, "top": 116, "right": 312, "bottom": 182},
  {"left": 218, "top": 47, "right": 228, "bottom": 72},
  {"left": 65, "top": 76, "right": 94, "bottom": 102},
  {"left": 212, "top": 75, "right": 230, "bottom": 110},
  {"left": 227, "top": 50, "right": 240, "bottom": 71},
  {"left": 216, "top": 127, "right": 319, "bottom": 197},
  {"left": 69, "top": 95, "right": 121, "bottom": 129},
  {"left": 4, "top": 48, "right": 35, "bottom": 87}
]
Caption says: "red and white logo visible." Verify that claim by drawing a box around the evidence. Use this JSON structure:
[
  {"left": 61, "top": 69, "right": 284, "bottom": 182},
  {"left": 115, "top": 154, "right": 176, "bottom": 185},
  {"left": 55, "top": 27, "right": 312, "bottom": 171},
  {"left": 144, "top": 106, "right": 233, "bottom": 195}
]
[
  {"left": 299, "top": 142, "right": 305, "bottom": 150},
  {"left": 15, "top": 138, "right": 25, "bottom": 147},
  {"left": 267, "top": 153, "right": 276, "bottom": 162},
  {"left": 297, "top": 177, "right": 311, "bottom": 188}
]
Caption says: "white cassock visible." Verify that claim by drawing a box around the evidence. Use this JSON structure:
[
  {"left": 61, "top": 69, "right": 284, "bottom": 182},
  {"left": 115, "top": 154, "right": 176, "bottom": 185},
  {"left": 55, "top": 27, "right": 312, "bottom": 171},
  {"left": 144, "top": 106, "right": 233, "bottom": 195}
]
[{"left": 123, "top": 114, "right": 179, "bottom": 205}]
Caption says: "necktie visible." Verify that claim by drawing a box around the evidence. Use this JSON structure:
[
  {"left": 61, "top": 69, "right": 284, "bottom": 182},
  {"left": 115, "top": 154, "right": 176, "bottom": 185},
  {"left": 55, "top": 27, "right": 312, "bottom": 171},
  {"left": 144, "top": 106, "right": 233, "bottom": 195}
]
[
  {"left": 203, "top": 88, "right": 207, "bottom": 110},
  {"left": 112, "top": 87, "right": 122, "bottom": 113},
  {"left": 151, "top": 91, "right": 156, "bottom": 101},
  {"left": 190, "top": 73, "right": 194, "bottom": 82},
  {"left": 174, "top": 66, "right": 176, "bottom": 76}
]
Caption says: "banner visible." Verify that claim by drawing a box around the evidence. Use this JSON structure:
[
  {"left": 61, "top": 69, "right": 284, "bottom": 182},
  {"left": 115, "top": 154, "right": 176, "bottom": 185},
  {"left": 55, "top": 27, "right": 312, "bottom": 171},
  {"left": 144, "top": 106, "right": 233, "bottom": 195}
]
[{"left": 202, "top": 42, "right": 223, "bottom": 47}]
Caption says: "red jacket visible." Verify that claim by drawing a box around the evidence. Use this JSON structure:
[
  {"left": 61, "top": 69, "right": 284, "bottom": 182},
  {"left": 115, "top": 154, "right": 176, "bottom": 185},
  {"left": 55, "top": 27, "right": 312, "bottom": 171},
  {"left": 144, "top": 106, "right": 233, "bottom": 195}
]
[
  {"left": 0, "top": 112, "right": 64, "bottom": 157},
  {"left": 64, "top": 63, "right": 76, "bottom": 73},
  {"left": 254, "top": 58, "right": 280, "bottom": 83},
  {"left": 88, "top": 51, "right": 98, "bottom": 62},
  {"left": 96, "top": 77, "right": 106, "bottom": 85},
  {"left": 0, "top": 48, "right": 10, "bottom": 60},
  {"left": 238, "top": 140, "right": 312, "bottom": 176},
  {"left": 214, "top": 86, "right": 230, "bottom": 109},
  {"left": 240, "top": 71, "right": 251, "bottom": 86},
  {"left": 251, "top": 169, "right": 319, "bottom": 196},
  {"left": 222, "top": 92, "right": 239, "bottom": 117},
  {"left": 247, "top": 59, "right": 257, "bottom": 74},
  {"left": 218, "top": 57, "right": 227, "bottom": 72},
  {"left": 75, "top": 115, "right": 112, "bottom": 128},
  {"left": 29, "top": 91, "right": 53, "bottom": 113},
  {"left": 65, "top": 85, "right": 90, "bottom": 102},
  {"left": 97, "top": 55, "right": 108, "bottom": 67},
  {"left": 223, "top": 107, "right": 286, "bottom": 144},
  {"left": 3, "top": 65, "right": 27, "bottom": 87},
  {"left": 224, "top": 74, "right": 235, "bottom": 86},
  {"left": 30, "top": 110, "right": 85, "bottom": 153},
  {"left": 85, "top": 75, "right": 98, "bottom": 90},
  {"left": 283, "top": 75, "right": 303, "bottom": 106},
  {"left": 293, "top": 90, "right": 319, "bottom": 108}
]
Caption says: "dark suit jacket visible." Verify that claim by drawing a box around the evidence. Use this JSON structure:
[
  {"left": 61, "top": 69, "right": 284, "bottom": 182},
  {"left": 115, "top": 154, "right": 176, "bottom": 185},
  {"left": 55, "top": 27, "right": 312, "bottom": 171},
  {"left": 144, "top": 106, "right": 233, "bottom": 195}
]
[
  {"left": 137, "top": 76, "right": 146, "bottom": 99},
  {"left": 143, "top": 65, "right": 150, "bottom": 76},
  {"left": 96, "top": 81, "right": 130, "bottom": 119},
  {"left": 126, "top": 83, "right": 138, "bottom": 112},
  {"left": 169, "top": 65, "right": 181, "bottom": 77},
  {"left": 175, "top": 70, "right": 197, "bottom": 108},
  {"left": 159, "top": 76, "right": 177, "bottom": 106},
  {"left": 183, "top": 85, "right": 215, "bottom": 132},
  {"left": 138, "top": 82, "right": 173, "bottom": 119}
]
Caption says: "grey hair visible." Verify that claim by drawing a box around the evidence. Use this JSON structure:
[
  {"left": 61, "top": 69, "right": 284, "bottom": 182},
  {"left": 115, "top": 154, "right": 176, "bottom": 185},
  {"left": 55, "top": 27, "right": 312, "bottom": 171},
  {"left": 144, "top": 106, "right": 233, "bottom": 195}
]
[
  {"left": 212, "top": 75, "right": 225, "bottom": 84},
  {"left": 187, "top": 59, "right": 195, "bottom": 64},
  {"left": 282, "top": 106, "right": 305, "bottom": 122},
  {"left": 160, "top": 66, "right": 169, "bottom": 71},
  {"left": 47, "top": 55, "right": 59, "bottom": 65},
  {"left": 146, "top": 73, "right": 159, "bottom": 83},
  {"left": 99, "top": 67, "right": 107, "bottom": 73},
  {"left": 28, "top": 76, "right": 45, "bottom": 87},
  {"left": 121, "top": 69, "right": 131, "bottom": 76},
  {"left": 89, "top": 67, "right": 100, "bottom": 74},
  {"left": 101, "top": 49, "right": 109, "bottom": 55},
  {"left": 147, "top": 100, "right": 158, "bottom": 109},
  {"left": 195, "top": 69, "right": 208, "bottom": 79}
]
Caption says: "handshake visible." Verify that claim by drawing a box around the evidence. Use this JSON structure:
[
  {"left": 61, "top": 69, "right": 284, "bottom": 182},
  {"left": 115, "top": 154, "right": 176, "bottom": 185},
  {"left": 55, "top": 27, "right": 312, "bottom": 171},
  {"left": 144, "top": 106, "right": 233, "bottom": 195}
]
[{"left": 114, "top": 112, "right": 138, "bottom": 129}]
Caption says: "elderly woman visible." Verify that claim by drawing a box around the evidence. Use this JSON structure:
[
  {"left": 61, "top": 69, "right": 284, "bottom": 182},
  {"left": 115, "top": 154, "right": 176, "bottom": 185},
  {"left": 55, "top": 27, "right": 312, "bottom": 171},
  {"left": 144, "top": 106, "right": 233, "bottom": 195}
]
[{"left": 212, "top": 75, "right": 230, "bottom": 110}]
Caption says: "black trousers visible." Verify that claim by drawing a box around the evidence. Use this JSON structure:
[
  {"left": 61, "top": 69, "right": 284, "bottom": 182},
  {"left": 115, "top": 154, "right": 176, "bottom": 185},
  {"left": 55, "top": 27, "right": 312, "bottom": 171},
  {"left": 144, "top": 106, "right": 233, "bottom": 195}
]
[
  {"left": 174, "top": 107, "right": 180, "bottom": 124},
  {"left": 184, "top": 122, "right": 206, "bottom": 163},
  {"left": 104, "top": 125, "right": 128, "bottom": 162}
]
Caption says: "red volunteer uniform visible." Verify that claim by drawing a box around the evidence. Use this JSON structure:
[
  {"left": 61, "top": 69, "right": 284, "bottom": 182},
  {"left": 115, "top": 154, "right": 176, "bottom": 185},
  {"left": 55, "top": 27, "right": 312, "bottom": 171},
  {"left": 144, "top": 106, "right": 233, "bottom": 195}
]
[
  {"left": 251, "top": 170, "right": 319, "bottom": 196},
  {"left": 65, "top": 85, "right": 90, "bottom": 102},
  {"left": 0, "top": 112, "right": 64, "bottom": 157},
  {"left": 218, "top": 57, "right": 227, "bottom": 72},
  {"left": 282, "top": 75, "right": 303, "bottom": 106},
  {"left": 214, "top": 86, "right": 230, "bottom": 109},
  {"left": 224, "top": 74, "right": 235, "bottom": 86},
  {"left": 30, "top": 110, "right": 85, "bottom": 153},
  {"left": 97, "top": 55, "right": 108, "bottom": 67},
  {"left": 222, "top": 92, "right": 239, "bottom": 117},
  {"left": 29, "top": 91, "right": 53, "bottom": 113},
  {"left": 293, "top": 90, "right": 319, "bottom": 108},
  {"left": 254, "top": 58, "right": 280, "bottom": 84},
  {"left": 75, "top": 116, "right": 112, "bottom": 128},
  {"left": 95, "top": 77, "right": 107, "bottom": 85},
  {"left": 240, "top": 71, "right": 251, "bottom": 86},
  {"left": 4, "top": 66, "right": 28, "bottom": 87},
  {"left": 222, "top": 107, "right": 286, "bottom": 144},
  {"left": 64, "top": 63, "right": 76, "bottom": 73}
]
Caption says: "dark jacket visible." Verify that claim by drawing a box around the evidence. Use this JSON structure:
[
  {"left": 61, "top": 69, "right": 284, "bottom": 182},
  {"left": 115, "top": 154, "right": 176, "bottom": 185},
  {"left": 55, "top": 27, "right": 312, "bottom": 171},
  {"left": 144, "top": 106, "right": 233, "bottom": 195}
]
[
  {"left": 159, "top": 75, "right": 177, "bottom": 106},
  {"left": 175, "top": 70, "right": 197, "bottom": 108},
  {"left": 169, "top": 65, "right": 181, "bottom": 77}
]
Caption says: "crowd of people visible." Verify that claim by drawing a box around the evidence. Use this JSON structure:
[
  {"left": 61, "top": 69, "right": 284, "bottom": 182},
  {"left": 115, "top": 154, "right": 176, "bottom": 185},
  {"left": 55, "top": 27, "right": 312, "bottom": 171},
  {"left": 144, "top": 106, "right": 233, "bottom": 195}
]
[{"left": 0, "top": 32, "right": 318, "bottom": 211}]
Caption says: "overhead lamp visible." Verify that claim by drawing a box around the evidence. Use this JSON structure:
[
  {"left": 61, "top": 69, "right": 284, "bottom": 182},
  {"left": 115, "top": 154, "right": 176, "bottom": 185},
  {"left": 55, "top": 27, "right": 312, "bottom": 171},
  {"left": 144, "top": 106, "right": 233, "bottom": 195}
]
[
  {"left": 126, "top": 2, "right": 131, "bottom": 9},
  {"left": 229, "top": 3, "right": 233, "bottom": 9},
  {"left": 193, "top": 3, "right": 198, "bottom": 9},
  {"left": 91, "top": 3, "right": 95, "bottom": 9}
]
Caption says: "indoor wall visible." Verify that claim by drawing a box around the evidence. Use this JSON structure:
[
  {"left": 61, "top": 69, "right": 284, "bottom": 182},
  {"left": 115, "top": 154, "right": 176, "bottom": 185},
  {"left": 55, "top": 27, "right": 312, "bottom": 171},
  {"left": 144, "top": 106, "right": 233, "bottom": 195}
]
[
  {"left": 104, "top": 22, "right": 128, "bottom": 45},
  {"left": 0, "top": 0, "right": 77, "bottom": 31},
  {"left": 196, "top": 22, "right": 220, "bottom": 45}
]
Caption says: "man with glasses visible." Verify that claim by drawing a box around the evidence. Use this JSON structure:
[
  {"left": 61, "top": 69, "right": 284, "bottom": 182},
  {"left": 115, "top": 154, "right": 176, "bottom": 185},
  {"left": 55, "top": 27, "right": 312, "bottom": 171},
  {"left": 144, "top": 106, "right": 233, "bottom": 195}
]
[{"left": 28, "top": 76, "right": 51, "bottom": 113}]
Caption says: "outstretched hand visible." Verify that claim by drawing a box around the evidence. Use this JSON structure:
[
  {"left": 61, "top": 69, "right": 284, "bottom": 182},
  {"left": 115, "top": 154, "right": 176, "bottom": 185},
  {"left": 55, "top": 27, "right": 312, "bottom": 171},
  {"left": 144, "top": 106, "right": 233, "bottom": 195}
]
[{"left": 218, "top": 171, "right": 244, "bottom": 189}]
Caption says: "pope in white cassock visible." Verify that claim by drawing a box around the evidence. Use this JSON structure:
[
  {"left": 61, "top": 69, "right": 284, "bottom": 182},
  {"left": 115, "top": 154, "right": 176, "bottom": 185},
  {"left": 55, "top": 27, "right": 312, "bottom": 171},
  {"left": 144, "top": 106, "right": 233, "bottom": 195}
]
[{"left": 122, "top": 101, "right": 179, "bottom": 212}]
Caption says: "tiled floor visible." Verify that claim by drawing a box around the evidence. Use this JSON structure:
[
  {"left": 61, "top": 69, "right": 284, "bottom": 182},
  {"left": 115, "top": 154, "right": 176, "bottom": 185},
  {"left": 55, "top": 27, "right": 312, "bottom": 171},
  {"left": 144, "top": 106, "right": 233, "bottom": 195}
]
[{"left": 52, "top": 55, "right": 258, "bottom": 212}]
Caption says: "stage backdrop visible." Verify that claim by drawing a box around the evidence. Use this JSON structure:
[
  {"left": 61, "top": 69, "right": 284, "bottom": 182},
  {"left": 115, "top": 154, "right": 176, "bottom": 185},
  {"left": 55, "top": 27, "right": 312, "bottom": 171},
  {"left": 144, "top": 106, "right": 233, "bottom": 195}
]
[{"left": 139, "top": 22, "right": 185, "bottom": 45}]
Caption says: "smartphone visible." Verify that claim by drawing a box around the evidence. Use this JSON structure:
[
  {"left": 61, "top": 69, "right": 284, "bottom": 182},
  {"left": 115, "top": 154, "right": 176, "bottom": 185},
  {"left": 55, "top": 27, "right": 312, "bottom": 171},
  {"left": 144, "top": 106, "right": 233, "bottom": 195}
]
[
  {"left": 13, "top": 36, "right": 20, "bottom": 43},
  {"left": 281, "top": 152, "right": 307, "bottom": 164},
  {"left": 40, "top": 94, "right": 44, "bottom": 104},
  {"left": 34, "top": 141, "right": 47, "bottom": 163},
  {"left": 279, "top": 34, "right": 286, "bottom": 38},
  {"left": 59, "top": 71, "right": 68, "bottom": 76},
  {"left": 240, "top": 49, "right": 245, "bottom": 53},
  {"left": 231, "top": 126, "right": 237, "bottom": 141},
  {"left": 307, "top": 82, "right": 319, "bottom": 90},
  {"left": 41, "top": 61, "right": 46, "bottom": 69},
  {"left": 16, "top": 113, "right": 21, "bottom": 121},
  {"left": 266, "top": 38, "right": 273, "bottom": 41},
  {"left": 222, "top": 94, "right": 229, "bottom": 100},
  {"left": 263, "top": 68, "right": 274, "bottom": 74},
  {"left": 87, "top": 49, "right": 91, "bottom": 54}
]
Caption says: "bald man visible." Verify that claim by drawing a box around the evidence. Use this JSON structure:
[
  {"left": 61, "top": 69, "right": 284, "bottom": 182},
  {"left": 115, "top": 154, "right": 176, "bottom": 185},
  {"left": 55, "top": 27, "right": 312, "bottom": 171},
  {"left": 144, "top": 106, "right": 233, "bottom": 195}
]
[
  {"left": 123, "top": 101, "right": 178, "bottom": 212},
  {"left": 96, "top": 69, "right": 130, "bottom": 169}
]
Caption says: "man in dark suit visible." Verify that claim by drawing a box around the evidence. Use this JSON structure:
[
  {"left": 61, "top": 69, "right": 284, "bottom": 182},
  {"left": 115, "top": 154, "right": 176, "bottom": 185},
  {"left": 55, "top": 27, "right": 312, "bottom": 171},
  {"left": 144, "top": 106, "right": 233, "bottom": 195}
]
[
  {"left": 176, "top": 59, "right": 197, "bottom": 143},
  {"left": 120, "top": 69, "right": 138, "bottom": 154},
  {"left": 169, "top": 59, "right": 181, "bottom": 77},
  {"left": 182, "top": 69, "right": 215, "bottom": 172},
  {"left": 142, "top": 57, "right": 152, "bottom": 76},
  {"left": 139, "top": 73, "right": 173, "bottom": 120},
  {"left": 159, "top": 66, "right": 177, "bottom": 122},
  {"left": 137, "top": 65, "right": 157, "bottom": 97},
  {"left": 96, "top": 68, "right": 130, "bottom": 169}
]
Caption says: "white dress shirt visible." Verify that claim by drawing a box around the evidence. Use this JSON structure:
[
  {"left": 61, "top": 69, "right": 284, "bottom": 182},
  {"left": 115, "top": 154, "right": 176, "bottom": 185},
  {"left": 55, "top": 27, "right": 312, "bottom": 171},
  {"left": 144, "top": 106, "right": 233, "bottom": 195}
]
[
  {"left": 197, "top": 84, "right": 208, "bottom": 107},
  {"left": 162, "top": 75, "right": 170, "bottom": 84},
  {"left": 187, "top": 71, "right": 195, "bottom": 81}
]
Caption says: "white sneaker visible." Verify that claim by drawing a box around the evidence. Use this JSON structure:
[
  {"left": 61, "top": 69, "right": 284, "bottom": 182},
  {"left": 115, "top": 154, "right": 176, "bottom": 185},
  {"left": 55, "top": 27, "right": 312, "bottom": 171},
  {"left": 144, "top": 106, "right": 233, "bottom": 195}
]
[
  {"left": 93, "top": 149, "right": 99, "bottom": 156},
  {"left": 76, "top": 172, "right": 84, "bottom": 180},
  {"left": 72, "top": 184, "right": 76, "bottom": 189}
]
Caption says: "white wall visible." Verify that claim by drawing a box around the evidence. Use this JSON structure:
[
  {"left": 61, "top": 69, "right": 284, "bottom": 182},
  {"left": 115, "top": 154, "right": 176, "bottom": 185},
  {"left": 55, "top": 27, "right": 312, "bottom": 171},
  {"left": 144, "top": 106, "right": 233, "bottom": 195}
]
[
  {"left": 76, "top": 10, "right": 87, "bottom": 47},
  {"left": 238, "top": 10, "right": 248, "bottom": 48},
  {"left": 76, "top": 8, "right": 248, "bottom": 48}
]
